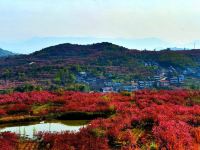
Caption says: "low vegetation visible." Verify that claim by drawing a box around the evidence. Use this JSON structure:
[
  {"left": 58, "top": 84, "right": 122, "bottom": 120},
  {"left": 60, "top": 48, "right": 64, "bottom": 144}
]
[{"left": 0, "top": 90, "right": 200, "bottom": 149}]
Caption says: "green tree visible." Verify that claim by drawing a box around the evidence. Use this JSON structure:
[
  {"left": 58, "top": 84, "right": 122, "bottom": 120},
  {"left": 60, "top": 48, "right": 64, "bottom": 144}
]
[
  {"left": 14, "top": 84, "right": 35, "bottom": 92},
  {"left": 2, "top": 69, "right": 11, "bottom": 82},
  {"left": 18, "top": 73, "right": 26, "bottom": 81},
  {"left": 54, "top": 68, "right": 76, "bottom": 85}
]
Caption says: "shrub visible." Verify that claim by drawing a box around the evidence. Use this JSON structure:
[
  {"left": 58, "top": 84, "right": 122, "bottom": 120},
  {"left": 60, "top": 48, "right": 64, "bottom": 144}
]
[
  {"left": 0, "top": 109, "right": 6, "bottom": 116},
  {"left": 7, "top": 104, "right": 30, "bottom": 114}
]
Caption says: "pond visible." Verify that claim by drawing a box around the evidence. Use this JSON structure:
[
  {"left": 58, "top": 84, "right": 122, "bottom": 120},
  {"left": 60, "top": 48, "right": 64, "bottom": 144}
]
[{"left": 0, "top": 120, "right": 88, "bottom": 139}]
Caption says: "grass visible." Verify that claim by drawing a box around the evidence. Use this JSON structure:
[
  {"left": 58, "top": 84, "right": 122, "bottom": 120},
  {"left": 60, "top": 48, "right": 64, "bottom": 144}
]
[
  {"left": 150, "top": 141, "right": 157, "bottom": 150},
  {"left": 132, "top": 128, "right": 144, "bottom": 142},
  {"left": 191, "top": 97, "right": 200, "bottom": 104},
  {"left": 0, "top": 115, "right": 40, "bottom": 124},
  {"left": 31, "top": 103, "right": 51, "bottom": 115}
]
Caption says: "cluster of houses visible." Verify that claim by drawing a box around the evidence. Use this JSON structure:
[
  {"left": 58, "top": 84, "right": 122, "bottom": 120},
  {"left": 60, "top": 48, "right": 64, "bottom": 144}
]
[
  {"left": 76, "top": 71, "right": 186, "bottom": 93},
  {"left": 102, "top": 75, "right": 185, "bottom": 93}
]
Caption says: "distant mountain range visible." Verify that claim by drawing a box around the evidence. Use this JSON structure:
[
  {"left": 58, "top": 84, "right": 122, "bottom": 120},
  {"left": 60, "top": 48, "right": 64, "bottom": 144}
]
[
  {"left": 0, "top": 48, "right": 15, "bottom": 57},
  {"left": 0, "top": 37, "right": 198, "bottom": 54}
]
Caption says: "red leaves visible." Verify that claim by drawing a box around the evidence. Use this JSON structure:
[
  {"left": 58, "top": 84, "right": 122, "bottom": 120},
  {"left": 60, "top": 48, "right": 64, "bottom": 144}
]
[
  {"left": 7, "top": 103, "right": 30, "bottom": 114},
  {"left": 153, "top": 120, "right": 194, "bottom": 150},
  {"left": 0, "top": 132, "right": 18, "bottom": 150},
  {"left": 37, "top": 129, "right": 109, "bottom": 150},
  {"left": 0, "top": 91, "right": 55, "bottom": 105},
  {"left": 191, "top": 127, "right": 200, "bottom": 143},
  {"left": 0, "top": 90, "right": 200, "bottom": 149},
  {"left": 0, "top": 109, "right": 6, "bottom": 116}
]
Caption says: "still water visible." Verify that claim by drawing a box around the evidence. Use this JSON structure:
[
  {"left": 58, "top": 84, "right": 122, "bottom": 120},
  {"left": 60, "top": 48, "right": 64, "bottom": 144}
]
[{"left": 0, "top": 120, "right": 88, "bottom": 138}]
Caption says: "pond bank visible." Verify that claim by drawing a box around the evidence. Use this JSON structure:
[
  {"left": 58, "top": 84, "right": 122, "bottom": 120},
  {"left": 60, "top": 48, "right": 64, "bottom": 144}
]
[{"left": 0, "top": 111, "right": 113, "bottom": 124}]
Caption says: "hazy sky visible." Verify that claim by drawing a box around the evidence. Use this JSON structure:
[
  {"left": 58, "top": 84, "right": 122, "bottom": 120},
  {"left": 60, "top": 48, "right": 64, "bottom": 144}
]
[{"left": 0, "top": 0, "right": 200, "bottom": 45}]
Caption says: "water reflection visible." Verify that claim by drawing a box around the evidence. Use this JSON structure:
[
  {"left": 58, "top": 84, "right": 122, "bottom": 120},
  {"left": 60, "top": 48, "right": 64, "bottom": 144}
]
[{"left": 0, "top": 120, "right": 88, "bottom": 138}]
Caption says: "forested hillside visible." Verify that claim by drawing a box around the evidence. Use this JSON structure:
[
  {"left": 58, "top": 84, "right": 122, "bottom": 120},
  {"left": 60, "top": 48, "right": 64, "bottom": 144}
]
[{"left": 0, "top": 42, "right": 200, "bottom": 91}]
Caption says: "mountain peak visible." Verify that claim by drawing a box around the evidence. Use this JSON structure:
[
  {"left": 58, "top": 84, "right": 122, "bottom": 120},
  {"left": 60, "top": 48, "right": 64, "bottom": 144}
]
[
  {"left": 31, "top": 42, "right": 128, "bottom": 58},
  {"left": 0, "top": 48, "right": 15, "bottom": 57}
]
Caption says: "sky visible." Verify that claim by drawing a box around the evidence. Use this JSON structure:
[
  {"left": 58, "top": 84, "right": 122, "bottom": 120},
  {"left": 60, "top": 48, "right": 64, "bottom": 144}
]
[{"left": 0, "top": 0, "right": 200, "bottom": 53}]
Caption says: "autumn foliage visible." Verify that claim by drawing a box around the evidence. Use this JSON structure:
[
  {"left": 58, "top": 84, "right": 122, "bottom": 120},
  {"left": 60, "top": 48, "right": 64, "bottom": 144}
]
[
  {"left": 0, "top": 132, "right": 18, "bottom": 150},
  {"left": 0, "top": 90, "right": 200, "bottom": 149}
]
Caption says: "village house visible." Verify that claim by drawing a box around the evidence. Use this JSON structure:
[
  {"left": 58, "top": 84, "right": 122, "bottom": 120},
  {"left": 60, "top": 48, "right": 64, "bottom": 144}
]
[
  {"left": 102, "top": 87, "right": 113, "bottom": 93},
  {"left": 170, "top": 77, "right": 179, "bottom": 84},
  {"left": 158, "top": 80, "right": 170, "bottom": 87}
]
